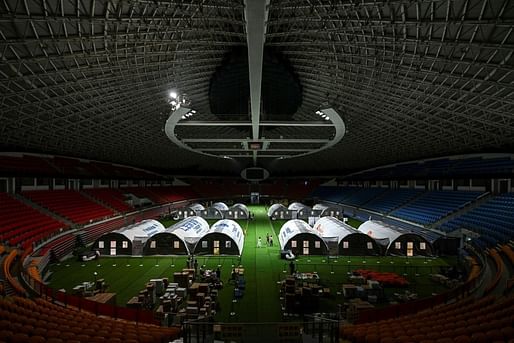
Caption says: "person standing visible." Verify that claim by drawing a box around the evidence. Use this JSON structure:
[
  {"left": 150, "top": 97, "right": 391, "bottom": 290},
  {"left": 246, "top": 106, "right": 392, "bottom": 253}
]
[
  {"left": 194, "top": 258, "right": 198, "bottom": 274},
  {"left": 216, "top": 266, "right": 221, "bottom": 280},
  {"left": 257, "top": 237, "right": 262, "bottom": 248},
  {"left": 266, "top": 233, "right": 270, "bottom": 246},
  {"left": 289, "top": 260, "right": 295, "bottom": 275},
  {"left": 269, "top": 235, "right": 273, "bottom": 247}
]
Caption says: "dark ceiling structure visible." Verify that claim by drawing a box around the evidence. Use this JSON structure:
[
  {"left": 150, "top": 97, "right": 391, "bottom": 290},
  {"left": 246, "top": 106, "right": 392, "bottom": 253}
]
[{"left": 0, "top": 0, "right": 513, "bottom": 177}]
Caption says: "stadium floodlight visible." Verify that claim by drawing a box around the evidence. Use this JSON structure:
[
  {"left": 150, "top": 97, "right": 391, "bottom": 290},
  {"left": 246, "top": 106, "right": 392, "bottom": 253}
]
[
  {"left": 169, "top": 91, "right": 178, "bottom": 99},
  {"left": 324, "top": 116, "right": 330, "bottom": 120},
  {"left": 191, "top": 110, "right": 196, "bottom": 114},
  {"left": 181, "top": 115, "right": 186, "bottom": 120}
]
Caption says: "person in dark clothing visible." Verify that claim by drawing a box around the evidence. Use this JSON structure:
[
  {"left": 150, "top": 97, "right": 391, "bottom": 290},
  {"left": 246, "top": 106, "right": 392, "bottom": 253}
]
[
  {"left": 194, "top": 258, "right": 198, "bottom": 273},
  {"left": 269, "top": 235, "right": 273, "bottom": 247},
  {"left": 289, "top": 260, "right": 295, "bottom": 275},
  {"left": 216, "top": 267, "right": 221, "bottom": 280}
]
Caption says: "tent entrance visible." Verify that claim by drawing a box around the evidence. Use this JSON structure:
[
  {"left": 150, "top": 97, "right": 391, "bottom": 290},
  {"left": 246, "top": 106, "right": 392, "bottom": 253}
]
[
  {"left": 214, "top": 240, "right": 220, "bottom": 255},
  {"left": 407, "top": 242, "right": 414, "bottom": 257},
  {"left": 324, "top": 237, "right": 339, "bottom": 256},
  {"left": 132, "top": 238, "right": 144, "bottom": 255},
  {"left": 110, "top": 248, "right": 116, "bottom": 256}
]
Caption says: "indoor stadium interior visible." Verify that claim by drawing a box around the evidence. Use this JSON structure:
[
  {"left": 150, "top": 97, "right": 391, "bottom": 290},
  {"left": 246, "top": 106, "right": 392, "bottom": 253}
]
[{"left": 0, "top": 1, "right": 513, "bottom": 342}]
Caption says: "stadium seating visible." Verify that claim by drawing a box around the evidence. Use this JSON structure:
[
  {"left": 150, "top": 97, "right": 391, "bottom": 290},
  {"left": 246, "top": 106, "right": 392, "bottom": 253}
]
[
  {"left": 81, "top": 218, "right": 126, "bottom": 245},
  {"left": 343, "top": 156, "right": 514, "bottom": 181},
  {"left": 341, "top": 295, "right": 514, "bottom": 342},
  {"left": 439, "top": 193, "right": 514, "bottom": 247},
  {"left": 22, "top": 190, "right": 114, "bottom": 225},
  {"left": 484, "top": 249, "right": 505, "bottom": 296},
  {"left": 0, "top": 193, "right": 66, "bottom": 249},
  {"left": 34, "top": 234, "right": 76, "bottom": 260},
  {"left": 363, "top": 188, "right": 424, "bottom": 213},
  {"left": 0, "top": 296, "right": 181, "bottom": 343},
  {"left": 310, "top": 186, "right": 349, "bottom": 202},
  {"left": 122, "top": 187, "right": 168, "bottom": 204},
  {"left": 83, "top": 188, "right": 134, "bottom": 213},
  {"left": 338, "top": 188, "right": 390, "bottom": 207},
  {"left": 390, "top": 190, "right": 483, "bottom": 225},
  {"left": 142, "top": 187, "right": 190, "bottom": 203},
  {"left": 2, "top": 250, "right": 25, "bottom": 295}
]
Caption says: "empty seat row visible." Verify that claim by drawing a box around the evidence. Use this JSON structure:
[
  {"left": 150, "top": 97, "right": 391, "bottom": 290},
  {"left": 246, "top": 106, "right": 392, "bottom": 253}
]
[
  {"left": 341, "top": 295, "right": 514, "bottom": 343},
  {"left": 82, "top": 189, "right": 134, "bottom": 213},
  {"left": 0, "top": 296, "right": 181, "bottom": 343},
  {"left": 22, "top": 190, "right": 114, "bottom": 224},
  {"left": 0, "top": 193, "right": 66, "bottom": 249}
]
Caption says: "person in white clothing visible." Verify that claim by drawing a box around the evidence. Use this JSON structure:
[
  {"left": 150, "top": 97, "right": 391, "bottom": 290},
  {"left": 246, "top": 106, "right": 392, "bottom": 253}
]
[{"left": 257, "top": 237, "right": 262, "bottom": 248}]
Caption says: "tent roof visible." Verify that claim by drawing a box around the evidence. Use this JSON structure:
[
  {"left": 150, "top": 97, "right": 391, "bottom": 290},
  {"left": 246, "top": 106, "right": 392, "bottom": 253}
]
[
  {"left": 288, "top": 202, "right": 311, "bottom": 211},
  {"left": 230, "top": 203, "right": 249, "bottom": 216},
  {"left": 268, "top": 203, "right": 287, "bottom": 216},
  {"left": 312, "top": 203, "right": 329, "bottom": 211},
  {"left": 114, "top": 219, "right": 166, "bottom": 242},
  {"left": 166, "top": 216, "right": 210, "bottom": 244},
  {"left": 313, "top": 217, "right": 361, "bottom": 244},
  {"left": 187, "top": 203, "right": 206, "bottom": 211},
  {"left": 357, "top": 220, "right": 433, "bottom": 248},
  {"left": 211, "top": 202, "right": 229, "bottom": 211},
  {"left": 278, "top": 219, "right": 321, "bottom": 249},
  {"left": 209, "top": 219, "right": 245, "bottom": 255}
]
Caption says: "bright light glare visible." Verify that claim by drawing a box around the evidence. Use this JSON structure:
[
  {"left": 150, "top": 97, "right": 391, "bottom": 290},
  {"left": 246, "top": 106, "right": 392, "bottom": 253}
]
[
  {"left": 169, "top": 91, "right": 178, "bottom": 99},
  {"left": 324, "top": 116, "right": 330, "bottom": 120},
  {"left": 170, "top": 100, "right": 177, "bottom": 106}
]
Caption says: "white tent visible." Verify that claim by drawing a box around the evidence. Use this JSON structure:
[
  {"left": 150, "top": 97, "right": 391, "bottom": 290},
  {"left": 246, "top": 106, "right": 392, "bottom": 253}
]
[
  {"left": 231, "top": 203, "right": 249, "bottom": 216},
  {"left": 167, "top": 216, "right": 210, "bottom": 246},
  {"left": 313, "top": 217, "right": 381, "bottom": 255},
  {"left": 225, "top": 203, "right": 250, "bottom": 219},
  {"left": 288, "top": 202, "right": 311, "bottom": 212},
  {"left": 313, "top": 217, "right": 357, "bottom": 243},
  {"left": 195, "top": 219, "right": 245, "bottom": 255},
  {"left": 176, "top": 203, "right": 206, "bottom": 219},
  {"left": 278, "top": 219, "right": 328, "bottom": 255},
  {"left": 358, "top": 220, "right": 403, "bottom": 246},
  {"left": 188, "top": 203, "right": 206, "bottom": 212},
  {"left": 212, "top": 202, "right": 229, "bottom": 211},
  {"left": 358, "top": 220, "right": 432, "bottom": 256},
  {"left": 93, "top": 219, "right": 165, "bottom": 255},
  {"left": 268, "top": 203, "right": 290, "bottom": 219},
  {"left": 313, "top": 203, "right": 342, "bottom": 218},
  {"left": 114, "top": 219, "right": 165, "bottom": 242},
  {"left": 144, "top": 216, "right": 210, "bottom": 255},
  {"left": 202, "top": 202, "right": 229, "bottom": 219}
]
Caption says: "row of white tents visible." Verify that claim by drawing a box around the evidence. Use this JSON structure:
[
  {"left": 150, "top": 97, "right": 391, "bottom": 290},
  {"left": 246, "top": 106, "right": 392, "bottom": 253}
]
[
  {"left": 93, "top": 217, "right": 245, "bottom": 256},
  {"left": 278, "top": 217, "right": 434, "bottom": 256},
  {"left": 91, "top": 213, "right": 433, "bottom": 257},
  {"left": 268, "top": 202, "right": 343, "bottom": 221},
  {"left": 175, "top": 202, "right": 250, "bottom": 220}
]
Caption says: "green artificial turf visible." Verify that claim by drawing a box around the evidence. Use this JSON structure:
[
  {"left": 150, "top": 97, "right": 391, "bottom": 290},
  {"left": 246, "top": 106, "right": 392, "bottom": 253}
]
[{"left": 47, "top": 205, "right": 457, "bottom": 323}]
